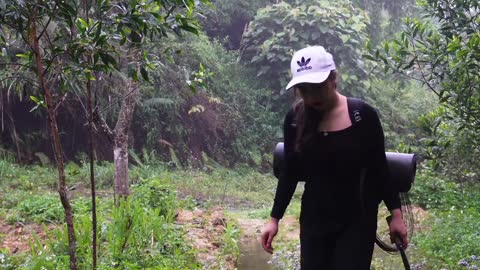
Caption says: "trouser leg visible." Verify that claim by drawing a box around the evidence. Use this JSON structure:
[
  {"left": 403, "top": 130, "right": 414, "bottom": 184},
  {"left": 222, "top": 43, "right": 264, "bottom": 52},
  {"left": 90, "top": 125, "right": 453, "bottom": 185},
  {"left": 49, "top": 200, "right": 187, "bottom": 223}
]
[
  {"left": 332, "top": 218, "right": 377, "bottom": 270},
  {"left": 299, "top": 217, "right": 377, "bottom": 270},
  {"left": 300, "top": 223, "right": 335, "bottom": 270}
]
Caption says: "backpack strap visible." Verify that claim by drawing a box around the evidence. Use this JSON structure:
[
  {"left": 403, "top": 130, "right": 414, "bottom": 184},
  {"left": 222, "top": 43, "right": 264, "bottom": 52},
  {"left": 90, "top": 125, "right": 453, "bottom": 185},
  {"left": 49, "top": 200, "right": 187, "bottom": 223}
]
[
  {"left": 347, "top": 97, "right": 365, "bottom": 127},
  {"left": 348, "top": 97, "right": 369, "bottom": 215}
]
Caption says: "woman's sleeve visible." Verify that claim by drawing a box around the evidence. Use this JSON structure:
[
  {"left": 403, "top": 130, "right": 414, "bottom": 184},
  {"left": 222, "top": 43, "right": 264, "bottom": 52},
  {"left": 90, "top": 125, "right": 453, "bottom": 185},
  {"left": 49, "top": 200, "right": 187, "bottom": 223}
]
[
  {"left": 270, "top": 109, "right": 300, "bottom": 219},
  {"left": 366, "top": 106, "right": 401, "bottom": 211}
]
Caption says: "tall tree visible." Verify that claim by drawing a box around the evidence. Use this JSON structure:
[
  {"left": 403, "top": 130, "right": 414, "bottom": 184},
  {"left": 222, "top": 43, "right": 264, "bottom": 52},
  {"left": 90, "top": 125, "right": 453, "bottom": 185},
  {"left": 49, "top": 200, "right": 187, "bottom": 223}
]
[
  {"left": 1, "top": 0, "right": 207, "bottom": 268},
  {"left": 367, "top": 0, "right": 480, "bottom": 176},
  {"left": 239, "top": 0, "right": 370, "bottom": 96},
  {"left": 1, "top": 1, "right": 81, "bottom": 268},
  {"left": 85, "top": 0, "right": 207, "bottom": 198},
  {"left": 368, "top": 0, "right": 480, "bottom": 140}
]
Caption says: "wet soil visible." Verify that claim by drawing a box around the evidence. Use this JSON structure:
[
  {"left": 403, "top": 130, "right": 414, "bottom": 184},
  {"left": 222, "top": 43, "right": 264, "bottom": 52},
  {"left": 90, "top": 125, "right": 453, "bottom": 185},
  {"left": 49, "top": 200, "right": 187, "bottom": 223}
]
[{"left": 0, "top": 219, "right": 56, "bottom": 254}]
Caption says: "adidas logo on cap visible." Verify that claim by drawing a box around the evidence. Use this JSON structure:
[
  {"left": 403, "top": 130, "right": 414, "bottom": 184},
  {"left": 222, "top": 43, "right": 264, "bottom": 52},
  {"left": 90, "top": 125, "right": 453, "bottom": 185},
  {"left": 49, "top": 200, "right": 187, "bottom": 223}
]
[{"left": 286, "top": 46, "right": 337, "bottom": 90}]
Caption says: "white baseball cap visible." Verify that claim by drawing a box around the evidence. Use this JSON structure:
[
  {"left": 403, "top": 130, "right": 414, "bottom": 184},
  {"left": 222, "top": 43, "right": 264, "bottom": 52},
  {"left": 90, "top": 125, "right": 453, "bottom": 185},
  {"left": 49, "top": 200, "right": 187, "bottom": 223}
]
[{"left": 285, "top": 46, "right": 336, "bottom": 90}]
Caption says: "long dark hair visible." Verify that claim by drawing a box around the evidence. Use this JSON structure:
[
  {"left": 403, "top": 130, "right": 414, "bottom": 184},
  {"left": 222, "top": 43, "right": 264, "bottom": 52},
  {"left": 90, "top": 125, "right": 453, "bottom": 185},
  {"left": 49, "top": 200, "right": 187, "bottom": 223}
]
[{"left": 293, "top": 71, "right": 337, "bottom": 153}]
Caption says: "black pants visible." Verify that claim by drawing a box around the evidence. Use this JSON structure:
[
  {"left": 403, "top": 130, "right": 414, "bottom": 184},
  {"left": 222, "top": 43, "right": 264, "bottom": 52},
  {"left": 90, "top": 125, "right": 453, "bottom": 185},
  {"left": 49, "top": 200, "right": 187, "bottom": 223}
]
[{"left": 300, "top": 216, "right": 377, "bottom": 270}]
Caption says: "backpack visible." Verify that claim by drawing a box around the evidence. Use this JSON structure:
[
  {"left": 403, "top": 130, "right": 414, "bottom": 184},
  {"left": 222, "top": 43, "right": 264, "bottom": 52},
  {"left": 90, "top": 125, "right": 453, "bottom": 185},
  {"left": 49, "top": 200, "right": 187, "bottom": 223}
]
[{"left": 273, "top": 97, "right": 417, "bottom": 193}]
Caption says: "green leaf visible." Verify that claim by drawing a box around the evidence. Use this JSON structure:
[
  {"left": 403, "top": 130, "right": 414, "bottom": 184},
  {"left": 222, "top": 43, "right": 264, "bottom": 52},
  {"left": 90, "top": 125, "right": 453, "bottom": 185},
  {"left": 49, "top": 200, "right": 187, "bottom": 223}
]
[
  {"left": 319, "top": 25, "right": 328, "bottom": 33},
  {"left": 77, "top": 18, "right": 88, "bottom": 34},
  {"left": 85, "top": 69, "right": 96, "bottom": 81},
  {"left": 16, "top": 53, "right": 30, "bottom": 59},
  {"left": 131, "top": 65, "right": 139, "bottom": 81},
  {"left": 404, "top": 57, "right": 416, "bottom": 69},
  {"left": 362, "top": 54, "right": 376, "bottom": 61},
  {"left": 340, "top": 34, "right": 349, "bottom": 43},
  {"left": 447, "top": 37, "right": 461, "bottom": 52},
  {"left": 140, "top": 66, "right": 149, "bottom": 82},
  {"left": 30, "top": 95, "right": 41, "bottom": 103},
  {"left": 179, "top": 24, "right": 199, "bottom": 35},
  {"left": 94, "top": 21, "right": 102, "bottom": 41},
  {"left": 251, "top": 55, "right": 262, "bottom": 63},
  {"left": 29, "top": 95, "right": 46, "bottom": 111},
  {"left": 99, "top": 53, "right": 117, "bottom": 68}
]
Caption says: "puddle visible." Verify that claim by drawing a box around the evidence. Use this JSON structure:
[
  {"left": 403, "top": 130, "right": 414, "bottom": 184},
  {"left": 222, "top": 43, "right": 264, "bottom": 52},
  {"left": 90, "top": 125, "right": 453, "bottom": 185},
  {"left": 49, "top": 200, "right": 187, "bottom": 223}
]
[{"left": 238, "top": 239, "right": 273, "bottom": 270}]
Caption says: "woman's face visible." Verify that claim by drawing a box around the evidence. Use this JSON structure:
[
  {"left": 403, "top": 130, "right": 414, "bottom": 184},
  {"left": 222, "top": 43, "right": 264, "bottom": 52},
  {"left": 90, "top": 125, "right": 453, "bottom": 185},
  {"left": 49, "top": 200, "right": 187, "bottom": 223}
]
[{"left": 296, "top": 79, "right": 336, "bottom": 111}]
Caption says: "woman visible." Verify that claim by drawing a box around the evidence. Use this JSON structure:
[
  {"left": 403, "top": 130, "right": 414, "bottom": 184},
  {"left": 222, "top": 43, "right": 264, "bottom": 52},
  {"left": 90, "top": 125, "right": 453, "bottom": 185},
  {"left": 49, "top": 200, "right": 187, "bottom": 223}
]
[{"left": 261, "top": 46, "right": 408, "bottom": 269}]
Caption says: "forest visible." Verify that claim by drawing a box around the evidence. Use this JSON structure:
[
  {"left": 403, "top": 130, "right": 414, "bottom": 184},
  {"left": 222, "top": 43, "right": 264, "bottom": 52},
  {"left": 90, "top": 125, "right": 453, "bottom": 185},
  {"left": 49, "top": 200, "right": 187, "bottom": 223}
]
[{"left": 0, "top": 0, "right": 479, "bottom": 269}]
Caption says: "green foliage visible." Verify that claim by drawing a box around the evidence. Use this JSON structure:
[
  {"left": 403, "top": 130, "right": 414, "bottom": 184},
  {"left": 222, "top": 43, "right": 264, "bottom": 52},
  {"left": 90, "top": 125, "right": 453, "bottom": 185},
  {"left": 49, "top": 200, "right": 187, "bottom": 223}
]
[
  {"left": 411, "top": 166, "right": 463, "bottom": 210},
  {"left": 131, "top": 178, "right": 178, "bottom": 222},
  {"left": 198, "top": 0, "right": 271, "bottom": 49},
  {"left": 13, "top": 186, "right": 200, "bottom": 269},
  {"left": 415, "top": 209, "right": 480, "bottom": 268},
  {"left": 415, "top": 105, "right": 480, "bottom": 181},
  {"left": 240, "top": 0, "right": 371, "bottom": 95},
  {"left": 0, "top": 0, "right": 211, "bottom": 167},
  {"left": 365, "top": 78, "right": 437, "bottom": 150},
  {"left": 367, "top": 0, "right": 480, "bottom": 150},
  {"left": 0, "top": 248, "right": 25, "bottom": 270},
  {"left": 0, "top": 0, "right": 208, "bottom": 84},
  {"left": 352, "top": 0, "right": 417, "bottom": 45},
  {"left": 219, "top": 216, "right": 240, "bottom": 260},
  {"left": 132, "top": 34, "right": 281, "bottom": 167},
  {"left": 410, "top": 163, "right": 480, "bottom": 211},
  {"left": 246, "top": 207, "right": 271, "bottom": 219},
  {"left": 0, "top": 159, "right": 56, "bottom": 190},
  {"left": 5, "top": 195, "right": 92, "bottom": 224}
]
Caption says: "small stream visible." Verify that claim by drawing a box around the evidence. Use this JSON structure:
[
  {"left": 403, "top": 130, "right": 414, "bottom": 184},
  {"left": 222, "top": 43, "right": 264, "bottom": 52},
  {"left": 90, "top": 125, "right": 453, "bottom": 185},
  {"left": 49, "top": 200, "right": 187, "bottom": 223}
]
[{"left": 238, "top": 239, "right": 274, "bottom": 270}]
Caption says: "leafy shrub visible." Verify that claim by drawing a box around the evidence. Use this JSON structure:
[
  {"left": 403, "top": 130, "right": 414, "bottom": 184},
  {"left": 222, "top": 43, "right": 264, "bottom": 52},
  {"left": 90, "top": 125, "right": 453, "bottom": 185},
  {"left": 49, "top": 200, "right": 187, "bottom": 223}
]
[
  {"left": 240, "top": 0, "right": 370, "bottom": 95},
  {"left": 364, "top": 78, "right": 437, "bottom": 150},
  {"left": 410, "top": 165, "right": 480, "bottom": 211},
  {"left": 415, "top": 209, "right": 480, "bottom": 268},
  {"left": 0, "top": 248, "right": 24, "bottom": 270},
  {"left": 131, "top": 177, "right": 178, "bottom": 222},
  {"left": 6, "top": 195, "right": 91, "bottom": 224},
  {"left": 0, "top": 160, "right": 56, "bottom": 190},
  {"left": 131, "top": 34, "right": 281, "bottom": 168},
  {"left": 410, "top": 167, "right": 463, "bottom": 210},
  {"left": 19, "top": 196, "right": 200, "bottom": 269},
  {"left": 219, "top": 216, "right": 240, "bottom": 260}
]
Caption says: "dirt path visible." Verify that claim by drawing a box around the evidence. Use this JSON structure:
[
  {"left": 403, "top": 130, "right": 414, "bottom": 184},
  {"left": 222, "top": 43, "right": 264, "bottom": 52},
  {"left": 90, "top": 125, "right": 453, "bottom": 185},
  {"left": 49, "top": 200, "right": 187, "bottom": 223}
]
[
  {"left": 0, "top": 219, "right": 56, "bottom": 254},
  {"left": 175, "top": 207, "right": 236, "bottom": 269}
]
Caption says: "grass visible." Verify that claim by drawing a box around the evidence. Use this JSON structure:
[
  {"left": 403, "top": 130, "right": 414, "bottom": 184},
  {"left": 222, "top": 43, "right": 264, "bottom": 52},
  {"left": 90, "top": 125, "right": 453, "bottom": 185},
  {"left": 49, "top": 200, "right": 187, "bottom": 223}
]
[
  {"left": 0, "top": 157, "right": 275, "bottom": 269},
  {"left": 1, "top": 158, "right": 480, "bottom": 269}
]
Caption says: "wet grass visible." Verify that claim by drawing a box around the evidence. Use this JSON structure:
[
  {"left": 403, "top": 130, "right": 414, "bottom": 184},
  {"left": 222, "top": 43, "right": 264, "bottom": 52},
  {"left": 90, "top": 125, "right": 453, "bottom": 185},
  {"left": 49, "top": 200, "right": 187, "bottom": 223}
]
[{"left": 1, "top": 158, "right": 479, "bottom": 269}]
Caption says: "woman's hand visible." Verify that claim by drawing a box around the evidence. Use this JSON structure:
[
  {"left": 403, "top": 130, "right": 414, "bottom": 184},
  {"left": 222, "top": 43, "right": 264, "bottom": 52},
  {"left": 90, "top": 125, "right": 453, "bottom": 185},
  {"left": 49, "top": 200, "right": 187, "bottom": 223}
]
[
  {"left": 261, "top": 218, "right": 279, "bottom": 254},
  {"left": 389, "top": 209, "right": 408, "bottom": 249}
]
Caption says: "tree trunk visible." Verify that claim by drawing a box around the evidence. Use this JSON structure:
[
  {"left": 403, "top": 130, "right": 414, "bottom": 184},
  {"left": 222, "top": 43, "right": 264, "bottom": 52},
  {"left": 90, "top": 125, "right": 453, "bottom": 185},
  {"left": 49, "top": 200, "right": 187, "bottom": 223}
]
[
  {"left": 6, "top": 105, "right": 22, "bottom": 162},
  {"left": 113, "top": 79, "right": 139, "bottom": 198},
  {"left": 29, "top": 7, "right": 77, "bottom": 270},
  {"left": 87, "top": 79, "right": 98, "bottom": 269}
]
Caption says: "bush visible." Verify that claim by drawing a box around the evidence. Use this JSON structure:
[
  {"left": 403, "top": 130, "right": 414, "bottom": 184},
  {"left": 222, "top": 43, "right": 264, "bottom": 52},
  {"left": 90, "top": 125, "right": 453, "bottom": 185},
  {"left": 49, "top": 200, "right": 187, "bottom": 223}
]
[
  {"left": 5, "top": 194, "right": 92, "bottom": 224},
  {"left": 17, "top": 190, "right": 200, "bottom": 269},
  {"left": 410, "top": 165, "right": 480, "bottom": 211},
  {"left": 415, "top": 209, "right": 480, "bottom": 268},
  {"left": 131, "top": 178, "right": 178, "bottom": 222},
  {"left": 131, "top": 34, "right": 281, "bottom": 168}
]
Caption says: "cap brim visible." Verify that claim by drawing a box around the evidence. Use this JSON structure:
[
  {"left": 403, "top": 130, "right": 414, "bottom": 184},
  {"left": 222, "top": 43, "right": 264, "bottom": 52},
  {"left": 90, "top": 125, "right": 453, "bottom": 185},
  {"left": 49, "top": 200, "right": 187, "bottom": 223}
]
[{"left": 285, "top": 71, "right": 331, "bottom": 90}]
